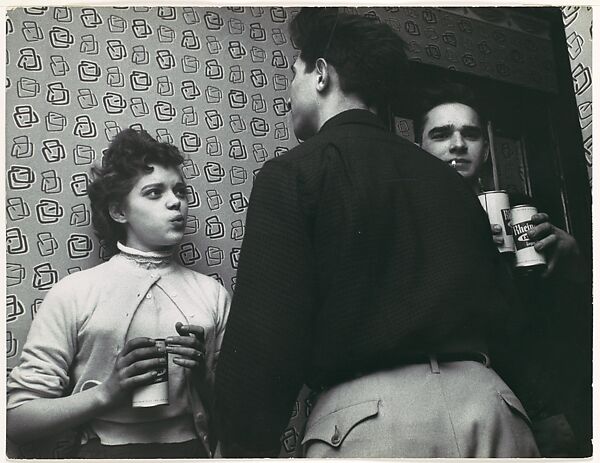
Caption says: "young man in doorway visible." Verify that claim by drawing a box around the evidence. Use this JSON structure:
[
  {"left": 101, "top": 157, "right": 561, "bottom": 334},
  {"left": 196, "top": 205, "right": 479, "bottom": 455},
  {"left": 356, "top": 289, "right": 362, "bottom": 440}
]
[{"left": 417, "top": 83, "right": 591, "bottom": 457}]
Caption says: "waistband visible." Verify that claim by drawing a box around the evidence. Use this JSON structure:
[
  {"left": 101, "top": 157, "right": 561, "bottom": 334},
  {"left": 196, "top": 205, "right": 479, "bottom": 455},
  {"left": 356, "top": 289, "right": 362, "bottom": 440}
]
[
  {"left": 311, "top": 349, "right": 491, "bottom": 392},
  {"left": 88, "top": 414, "right": 197, "bottom": 445}
]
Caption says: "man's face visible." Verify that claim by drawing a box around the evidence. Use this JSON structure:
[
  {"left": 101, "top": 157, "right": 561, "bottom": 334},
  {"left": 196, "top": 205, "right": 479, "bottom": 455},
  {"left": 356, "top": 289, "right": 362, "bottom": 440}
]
[
  {"left": 420, "top": 102, "right": 488, "bottom": 181},
  {"left": 289, "top": 56, "right": 319, "bottom": 141}
]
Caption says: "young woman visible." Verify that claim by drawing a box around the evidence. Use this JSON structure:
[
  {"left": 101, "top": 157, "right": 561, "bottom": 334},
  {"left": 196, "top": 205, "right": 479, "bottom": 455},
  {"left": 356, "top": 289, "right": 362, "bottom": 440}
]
[{"left": 7, "top": 128, "right": 230, "bottom": 458}]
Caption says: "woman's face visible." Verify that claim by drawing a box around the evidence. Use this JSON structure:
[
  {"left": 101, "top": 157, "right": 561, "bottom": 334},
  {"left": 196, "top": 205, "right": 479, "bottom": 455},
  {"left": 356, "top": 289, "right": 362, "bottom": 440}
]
[{"left": 111, "top": 164, "right": 188, "bottom": 252}]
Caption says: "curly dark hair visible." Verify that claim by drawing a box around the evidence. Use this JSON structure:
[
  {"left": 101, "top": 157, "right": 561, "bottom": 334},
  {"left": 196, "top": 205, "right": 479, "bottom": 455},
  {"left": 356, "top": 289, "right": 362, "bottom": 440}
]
[
  {"left": 87, "top": 128, "right": 184, "bottom": 256},
  {"left": 415, "top": 82, "right": 489, "bottom": 144},
  {"left": 289, "top": 7, "right": 409, "bottom": 116}
]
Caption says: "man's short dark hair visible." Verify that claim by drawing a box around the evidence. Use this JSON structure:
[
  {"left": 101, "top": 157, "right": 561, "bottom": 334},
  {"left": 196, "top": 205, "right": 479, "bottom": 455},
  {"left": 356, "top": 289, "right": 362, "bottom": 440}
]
[
  {"left": 87, "top": 128, "right": 184, "bottom": 256},
  {"left": 289, "top": 7, "right": 409, "bottom": 115},
  {"left": 415, "top": 82, "right": 488, "bottom": 143}
]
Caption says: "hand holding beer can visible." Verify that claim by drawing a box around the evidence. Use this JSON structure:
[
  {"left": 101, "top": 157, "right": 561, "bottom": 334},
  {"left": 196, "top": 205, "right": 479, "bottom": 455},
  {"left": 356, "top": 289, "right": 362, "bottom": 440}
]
[
  {"left": 510, "top": 204, "right": 547, "bottom": 271},
  {"left": 477, "top": 190, "right": 515, "bottom": 253},
  {"left": 132, "top": 338, "right": 169, "bottom": 408}
]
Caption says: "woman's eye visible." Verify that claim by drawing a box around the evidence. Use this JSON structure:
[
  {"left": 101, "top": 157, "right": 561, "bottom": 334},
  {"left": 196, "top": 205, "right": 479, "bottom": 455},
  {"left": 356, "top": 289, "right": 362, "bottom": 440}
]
[
  {"left": 146, "top": 189, "right": 161, "bottom": 199},
  {"left": 174, "top": 189, "right": 187, "bottom": 199}
]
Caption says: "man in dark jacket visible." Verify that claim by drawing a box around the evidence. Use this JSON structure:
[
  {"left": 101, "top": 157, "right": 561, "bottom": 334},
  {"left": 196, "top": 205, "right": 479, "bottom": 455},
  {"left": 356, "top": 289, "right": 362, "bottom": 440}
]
[{"left": 215, "top": 8, "right": 540, "bottom": 458}]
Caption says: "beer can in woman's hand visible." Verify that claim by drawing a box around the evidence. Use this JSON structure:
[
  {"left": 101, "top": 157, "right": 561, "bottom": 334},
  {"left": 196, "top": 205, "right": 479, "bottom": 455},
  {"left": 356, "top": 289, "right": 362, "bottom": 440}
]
[
  {"left": 510, "top": 205, "right": 547, "bottom": 270},
  {"left": 132, "top": 339, "right": 169, "bottom": 408},
  {"left": 477, "top": 190, "right": 515, "bottom": 253}
]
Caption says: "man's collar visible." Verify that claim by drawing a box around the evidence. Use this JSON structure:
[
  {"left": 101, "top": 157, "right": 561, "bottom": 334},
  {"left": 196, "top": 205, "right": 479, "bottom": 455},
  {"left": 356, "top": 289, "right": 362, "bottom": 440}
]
[{"left": 319, "top": 109, "right": 387, "bottom": 133}]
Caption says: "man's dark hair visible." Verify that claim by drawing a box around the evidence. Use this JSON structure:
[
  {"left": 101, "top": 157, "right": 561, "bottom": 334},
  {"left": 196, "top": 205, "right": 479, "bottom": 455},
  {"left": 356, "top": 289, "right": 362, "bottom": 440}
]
[
  {"left": 415, "top": 82, "right": 488, "bottom": 143},
  {"left": 87, "top": 128, "right": 184, "bottom": 256},
  {"left": 289, "top": 7, "right": 409, "bottom": 115}
]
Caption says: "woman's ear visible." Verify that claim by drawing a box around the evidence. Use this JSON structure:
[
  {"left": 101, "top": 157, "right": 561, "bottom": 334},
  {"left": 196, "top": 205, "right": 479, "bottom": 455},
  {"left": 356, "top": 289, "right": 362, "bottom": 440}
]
[{"left": 109, "top": 203, "right": 127, "bottom": 224}]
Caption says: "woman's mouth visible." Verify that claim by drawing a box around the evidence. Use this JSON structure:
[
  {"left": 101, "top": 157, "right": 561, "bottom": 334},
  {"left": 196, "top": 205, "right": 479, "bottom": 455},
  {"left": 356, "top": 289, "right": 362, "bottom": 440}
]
[{"left": 170, "top": 215, "right": 185, "bottom": 227}]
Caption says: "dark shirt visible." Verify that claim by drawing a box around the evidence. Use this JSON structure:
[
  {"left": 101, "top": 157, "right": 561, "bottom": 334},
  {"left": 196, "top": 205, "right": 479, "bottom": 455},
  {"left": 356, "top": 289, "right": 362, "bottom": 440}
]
[
  {"left": 495, "top": 251, "right": 592, "bottom": 456},
  {"left": 215, "top": 109, "right": 517, "bottom": 456}
]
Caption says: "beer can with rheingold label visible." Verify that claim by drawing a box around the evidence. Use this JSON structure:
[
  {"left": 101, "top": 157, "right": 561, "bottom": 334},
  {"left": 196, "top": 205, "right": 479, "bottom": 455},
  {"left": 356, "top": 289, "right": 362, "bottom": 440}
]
[
  {"left": 510, "top": 205, "right": 547, "bottom": 270},
  {"left": 132, "top": 339, "right": 169, "bottom": 408},
  {"left": 477, "top": 190, "right": 515, "bottom": 253}
]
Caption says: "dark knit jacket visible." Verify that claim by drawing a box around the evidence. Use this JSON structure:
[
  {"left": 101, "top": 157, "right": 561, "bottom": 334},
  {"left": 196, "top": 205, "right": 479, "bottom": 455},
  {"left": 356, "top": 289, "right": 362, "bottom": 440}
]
[{"left": 215, "top": 109, "right": 517, "bottom": 455}]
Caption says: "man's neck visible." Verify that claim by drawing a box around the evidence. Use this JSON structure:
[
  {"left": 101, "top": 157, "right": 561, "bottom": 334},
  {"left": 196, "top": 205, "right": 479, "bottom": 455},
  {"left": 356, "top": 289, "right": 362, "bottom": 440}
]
[
  {"left": 468, "top": 177, "right": 482, "bottom": 194},
  {"left": 316, "top": 94, "right": 376, "bottom": 133}
]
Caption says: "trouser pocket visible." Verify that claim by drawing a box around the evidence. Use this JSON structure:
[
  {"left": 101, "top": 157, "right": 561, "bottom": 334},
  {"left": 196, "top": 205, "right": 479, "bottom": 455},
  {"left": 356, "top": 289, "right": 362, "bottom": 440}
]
[
  {"left": 302, "top": 399, "right": 380, "bottom": 451},
  {"left": 497, "top": 389, "right": 533, "bottom": 426}
]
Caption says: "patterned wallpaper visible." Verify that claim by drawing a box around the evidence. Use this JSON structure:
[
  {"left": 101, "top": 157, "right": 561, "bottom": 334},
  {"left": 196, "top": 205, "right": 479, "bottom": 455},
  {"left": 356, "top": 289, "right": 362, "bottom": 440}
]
[
  {"left": 4, "top": 6, "right": 586, "bottom": 458},
  {"left": 371, "top": 6, "right": 558, "bottom": 92},
  {"left": 562, "top": 6, "right": 592, "bottom": 186},
  {"left": 5, "top": 6, "right": 302, "bottom": 456},
  {"left": 6, "top": 5, "right": 298, "bottom": 362}
]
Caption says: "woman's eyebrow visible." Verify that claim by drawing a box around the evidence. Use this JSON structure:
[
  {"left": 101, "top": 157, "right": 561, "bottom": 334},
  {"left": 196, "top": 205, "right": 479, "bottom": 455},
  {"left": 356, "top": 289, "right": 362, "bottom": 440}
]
[{"left": 140, "top": 182, "right": 164, "bottom": 192}]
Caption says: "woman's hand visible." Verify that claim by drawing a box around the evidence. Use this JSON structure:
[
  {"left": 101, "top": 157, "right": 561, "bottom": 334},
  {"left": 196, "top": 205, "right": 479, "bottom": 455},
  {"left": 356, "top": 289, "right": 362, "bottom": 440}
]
[
  {"left": 167, "top": 322, "right": 207, "bottom": 383},
  {"left": 6, "top": 337, "right": 165, "bottom": 443},
  {"left": 97, "top": 337, "right": 165, "bottom": 409}
]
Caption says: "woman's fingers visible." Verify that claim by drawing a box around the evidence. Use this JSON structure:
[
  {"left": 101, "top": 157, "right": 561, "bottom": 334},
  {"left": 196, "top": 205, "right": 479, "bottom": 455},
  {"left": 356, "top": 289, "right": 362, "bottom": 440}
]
[
  {"left": 120, "top": 337, "right": 157, "bottom": 356},
  {"left": 121, "top": 370, "right": 159, "bottom": 389},
  {"left": 119, "top": 343, "right": 164, "bottom": 368},
  {"left": 168, "top": 326, "right": 206, "bottom": 371},
  {"left": 174, "top": 323, "right": 205, "bottom": 342},
  {"left": 122, "top": 356, "right": 165, "bottom": 378},
  {"left": 168, "top": 324, "right": 205, "bottom": 365},
  {"left": 172, "top": 357, "right": 201, "bottom": 369},
  {"left": 167, "top": 344, "right": 205, "bottom": 371},
  {"left": 166, "top": 345, "right": 205, "bottom": 358},
  {"left": 166, "top": 335, "right": 201, "bottom": 348}
]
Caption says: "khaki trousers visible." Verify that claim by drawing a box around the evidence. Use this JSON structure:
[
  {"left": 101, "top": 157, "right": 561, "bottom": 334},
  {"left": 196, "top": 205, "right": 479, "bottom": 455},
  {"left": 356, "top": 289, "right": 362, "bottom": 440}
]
[{"left": 303, "top": 359, "right": 540, "bottom": 458}]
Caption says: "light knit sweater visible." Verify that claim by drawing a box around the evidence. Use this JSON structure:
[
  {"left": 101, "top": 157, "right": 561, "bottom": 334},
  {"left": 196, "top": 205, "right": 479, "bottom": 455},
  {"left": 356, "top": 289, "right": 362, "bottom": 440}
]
[{"left": 7, "top": 244, "right": 231, "bottom": 456}]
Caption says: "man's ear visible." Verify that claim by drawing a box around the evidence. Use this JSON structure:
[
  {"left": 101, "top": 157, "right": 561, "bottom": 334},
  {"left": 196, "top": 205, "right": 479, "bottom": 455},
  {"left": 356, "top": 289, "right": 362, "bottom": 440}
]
[
  {"left": 482, "top": 140, "right": 490, "bottom": 163},
  {"left": 315, "top": 58, "right": 330, "bottom": 92},
  {"left": 109, "top": 203, "right": 127, "bottom": 224}
]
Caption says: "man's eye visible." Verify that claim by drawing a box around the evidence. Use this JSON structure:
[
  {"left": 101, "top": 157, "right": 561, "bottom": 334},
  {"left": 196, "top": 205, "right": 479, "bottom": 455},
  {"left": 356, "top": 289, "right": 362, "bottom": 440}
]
[
  {"left": 430, "top": 131, "right": 450, "bottom": 140},
  {"left": 462, "top": 129, "right": 482, "bottom": 140}
]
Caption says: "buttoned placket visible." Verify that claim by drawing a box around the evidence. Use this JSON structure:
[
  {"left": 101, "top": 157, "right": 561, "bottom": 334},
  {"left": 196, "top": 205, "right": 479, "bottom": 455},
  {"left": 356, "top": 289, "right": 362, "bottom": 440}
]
[
  {"left": 112, "top": 260, "right": 210, "bottom": 451},
  {"left": 114, "top": 273, "right": 162, "bottom": 355}
]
